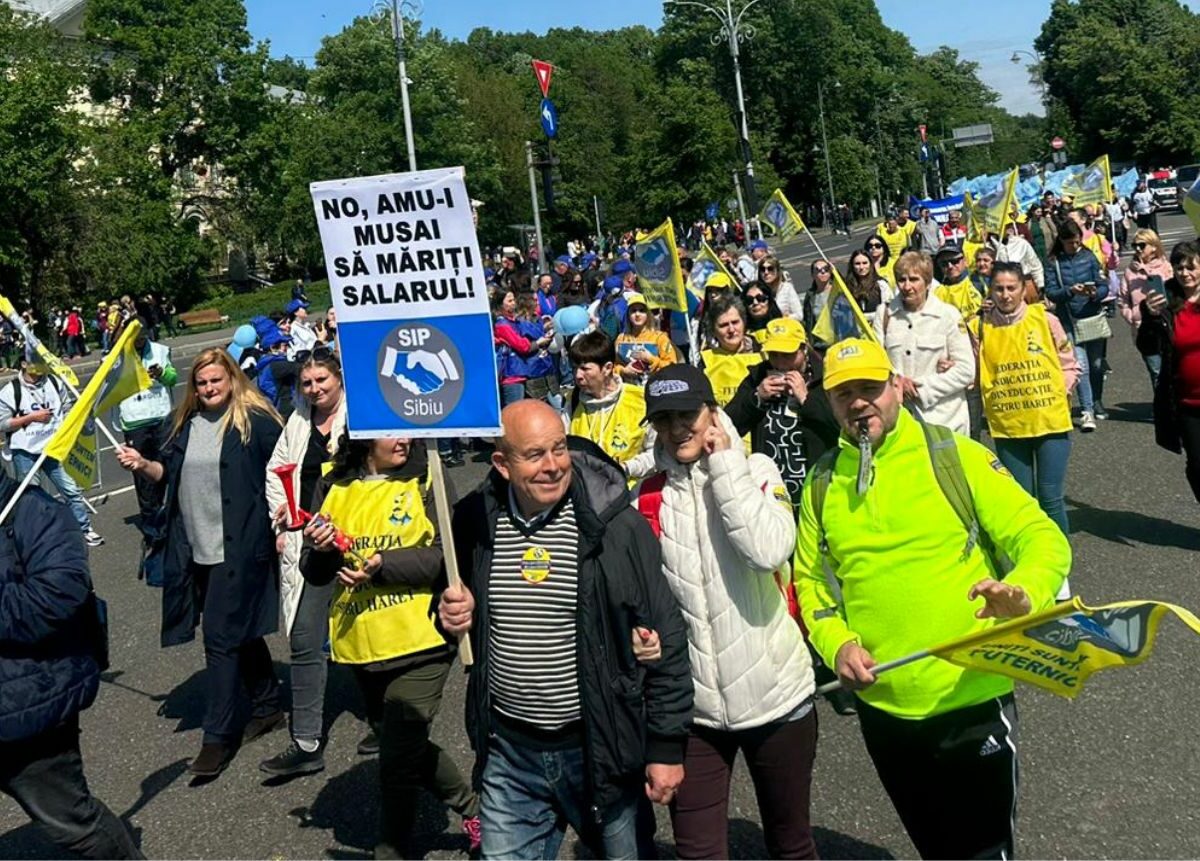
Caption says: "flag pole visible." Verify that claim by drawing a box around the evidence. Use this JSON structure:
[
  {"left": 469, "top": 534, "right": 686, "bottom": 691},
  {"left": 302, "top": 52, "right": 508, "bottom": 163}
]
[
  {"left": 428, "top": 446, "right": 473, "bottom": 667},
  {"left": 0, "top": 451, "right": 50, "bottom": 528},
  {"left": 815, "top": 648, "right": 933, "bottom": 696}
]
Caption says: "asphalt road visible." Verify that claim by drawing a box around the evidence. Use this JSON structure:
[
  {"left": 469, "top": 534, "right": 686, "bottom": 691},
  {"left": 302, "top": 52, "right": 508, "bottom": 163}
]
[{"left": 3, "top": 214, "right": 1200, "bottom": 859}]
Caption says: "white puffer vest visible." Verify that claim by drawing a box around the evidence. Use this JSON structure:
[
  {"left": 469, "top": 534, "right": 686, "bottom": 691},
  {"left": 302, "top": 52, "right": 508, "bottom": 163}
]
[{"left": 652, "top": 410, "right": 814, "bottom": 730}]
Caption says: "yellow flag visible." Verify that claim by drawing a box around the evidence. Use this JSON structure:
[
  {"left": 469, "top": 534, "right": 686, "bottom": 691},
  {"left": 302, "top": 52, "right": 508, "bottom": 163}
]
[
  {"left": 688, "top": 240, "right": 738, "bottom": 299},
  {"left": 1060, "top": 155, "right": 1113, "bottom": 207},
  {"left": 811, "top": 268, "right": 879, "bottom": 347},
  {"left": 62, "top": 419, "right": 100, "bottom": 490},
  {"left": 930, "top": 597, "right": 1200, "bottom": 700},
  {"left": 0, "top": 294, "right": 79, "bottom": 387},
  {"left": 634, "top": 218, "right": 687, "bottom": 313},
  {"left": 966, "top": 168, "right": 1019, "bottom": 241},
  {"left": 1182, "top": 175, "right": 1200, "bottom": 236},
  {"left": 759, "top": 188, "right": 806, "bottom": 240},
  {"left": 44, "top": 321, "right": 151, "bottom": 464}
]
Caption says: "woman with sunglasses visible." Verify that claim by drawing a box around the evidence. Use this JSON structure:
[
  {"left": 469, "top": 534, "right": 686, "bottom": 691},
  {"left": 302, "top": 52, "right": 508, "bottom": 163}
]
[
  {"left": 864, "top": 234, "right": 896, "bottom": 288},
  {"left": 845, "top": 250, "right": 892, "bottom": 314},
  {"left": 743, "top": 283, "right": 782, "bottom": 342},
  {"left": 804, "top": 260, "right": 834, "bottom": 343},
  {"left": 1046, "top": 220, "right": 1108, "bottom": 431},
  {"left": 1138, "top": 240, "right": 1200, "bottom": 504},
  {"left": 756, "top": 255, "right": 803, "bottom": 321},
  {"left": 1119, "top": 229, "right": 1173, "bottom": 390},
  {"left": 261, "top": 350, "right": 349, "bottom": 778}
]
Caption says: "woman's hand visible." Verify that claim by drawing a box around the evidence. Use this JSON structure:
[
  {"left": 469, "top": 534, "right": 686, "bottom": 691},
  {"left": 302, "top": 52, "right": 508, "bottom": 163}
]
[
  {"left": 784, "top": 370, "right": 808, "bottom": 404},
  {"left": 338, "top": 554, "right": 381, "bottom": 588},
  {"left": 1145, "top": 291, "right": 1167, "bottom": 316},
  {"left": 633, "top": 627, "right": 662, "bottom": 663},
  {"left": 936, "top": 357, "right": 956, "bottom": 374},
  {"left": 115, "top": 445, "right": 144, "bottom": 472},
  {"left": 303, "top": 516, "right": 338, "bottom": 551},
  {"left": 756, "top": 374, "right": 787, "bottom": 402},
  {"left": 275, "top": 532, "right": 287, "bottom": 555}
]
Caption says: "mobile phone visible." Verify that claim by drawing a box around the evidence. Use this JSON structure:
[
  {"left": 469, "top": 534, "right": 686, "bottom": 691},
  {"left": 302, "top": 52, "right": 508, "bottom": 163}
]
[{"left": 1145, "top": 275, "right": 1166, "bottom": 298}]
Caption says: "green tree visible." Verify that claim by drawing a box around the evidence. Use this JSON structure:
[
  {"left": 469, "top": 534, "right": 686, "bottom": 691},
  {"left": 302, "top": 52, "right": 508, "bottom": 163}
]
[
  {"left": 0, "top": 6, "right": 86, "bottom": 307},
  {"left": 1036, "top": 0, "right": 1200, "bottom": 164}
]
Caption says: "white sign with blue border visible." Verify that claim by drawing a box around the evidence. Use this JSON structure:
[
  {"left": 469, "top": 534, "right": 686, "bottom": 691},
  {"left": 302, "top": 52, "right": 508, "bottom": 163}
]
[{"left": 309, "top": 167, "right": 502, "bottom": 439}]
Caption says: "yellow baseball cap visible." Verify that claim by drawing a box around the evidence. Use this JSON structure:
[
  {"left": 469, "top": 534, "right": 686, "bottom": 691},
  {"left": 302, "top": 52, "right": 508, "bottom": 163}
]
[
  {"left": 760, "top": 317, "right": 807, "bottom": 354},
  {"left": 705, "top": 271, "right": 733, "bottom": 290},
  {"left": 823, "top": 338, "right": 891, "bottom": 390},
  {"left": 625, "top": 292, "right": 647, "bottom": 308}
]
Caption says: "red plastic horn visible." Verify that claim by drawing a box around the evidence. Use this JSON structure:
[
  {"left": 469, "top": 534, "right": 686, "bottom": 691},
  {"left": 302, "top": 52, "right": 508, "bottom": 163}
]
[{"left": 271, "top": 463, "right": 309, "bottom": 530}]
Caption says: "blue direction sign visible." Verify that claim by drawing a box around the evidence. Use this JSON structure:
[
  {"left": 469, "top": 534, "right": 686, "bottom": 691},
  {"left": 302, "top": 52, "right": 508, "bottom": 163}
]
[
  {"left": 540, "top": 98, "right": 559, "bottom": 139},
  {"left": 706, "top": 201, "right": 719, "bottom": 220}
]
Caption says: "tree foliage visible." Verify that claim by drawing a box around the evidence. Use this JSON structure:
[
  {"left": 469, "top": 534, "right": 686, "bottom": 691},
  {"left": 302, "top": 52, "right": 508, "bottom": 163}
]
[{"left": 1036, "top": 0, "right": 1200, "bottom": 165}]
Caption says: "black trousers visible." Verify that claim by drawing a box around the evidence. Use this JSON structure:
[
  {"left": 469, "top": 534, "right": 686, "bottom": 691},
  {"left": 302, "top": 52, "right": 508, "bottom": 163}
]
[
  {"left": 858, "top": 695, "right": 1018, "bottom": 860},
  {"left": 1179, "top": 403, "right": 1200, "bottom": 504},
  {"left": 0, "top": 717, "right": 143, "bottom": 859},
  {"left": 124, "top": 420, "right": 167, "bottom": 532}
]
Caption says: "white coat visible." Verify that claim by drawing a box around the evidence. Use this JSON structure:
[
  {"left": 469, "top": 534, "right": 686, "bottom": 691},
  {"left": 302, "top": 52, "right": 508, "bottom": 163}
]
[
  {"left": 994, "top": 234, "right": 1045, "bottom": 289},
  {"left": 265, "top": 394, "right": 346, "bottom": 635},
  {"left": 873, "top": 291, "right": 975, "bottom": 436},
  {"left": 644, "top": 410, "right": 814, "bottom": 731}
]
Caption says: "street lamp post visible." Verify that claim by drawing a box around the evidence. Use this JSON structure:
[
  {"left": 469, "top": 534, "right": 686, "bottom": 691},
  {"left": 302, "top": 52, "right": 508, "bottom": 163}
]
[
  {"left": 817, "top": 81, "right": 837, "bottom": 226},
  {"left": 1010, "top": 48, "right": 1048, "bottom": 112},
  {"left": 665, "top": 0, "right": 765, "bottom": 232},
  {"left": 375, "top": 0, "right": 421, "bottom": 172}
]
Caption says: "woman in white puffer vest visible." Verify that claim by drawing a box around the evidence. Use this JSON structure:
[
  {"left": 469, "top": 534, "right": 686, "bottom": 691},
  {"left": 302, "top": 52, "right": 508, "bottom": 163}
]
[{"left": 635, "top": 364, "right": 817, "bottom": 860}]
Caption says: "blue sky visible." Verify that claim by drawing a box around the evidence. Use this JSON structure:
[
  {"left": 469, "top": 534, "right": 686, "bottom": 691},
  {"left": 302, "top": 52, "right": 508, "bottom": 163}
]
[{"left": 245, "top": 0, "right": 1050, "bottom": 115}]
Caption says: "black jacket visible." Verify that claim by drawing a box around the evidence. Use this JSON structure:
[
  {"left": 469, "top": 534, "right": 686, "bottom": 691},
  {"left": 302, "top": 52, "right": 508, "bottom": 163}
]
[
  {"left": 1137, "top": 293, "right": 1188, "bottom": 454},
  {"left": 451, "top": 438, "right": 693, "bottom": 812},
  {"left": 157, "top": 409, "right": 283, "bottom": 648},
  {"left": 0, "top": 475, "right": 98, "bottom": 741},
  {"left": 724, "top": 352, "right": 841, "bottom": 468}
]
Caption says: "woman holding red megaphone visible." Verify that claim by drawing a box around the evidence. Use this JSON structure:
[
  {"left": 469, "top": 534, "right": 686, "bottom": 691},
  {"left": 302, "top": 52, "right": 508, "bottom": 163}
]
[
  {"left": 299, "top": 434, "right": 480, "bottom": 857},
  {"left": 116, "top": 347, "right": 285, "bottom": 780},
  {"left": 260, "top": 350, "right": 353, "bottom": 779}
]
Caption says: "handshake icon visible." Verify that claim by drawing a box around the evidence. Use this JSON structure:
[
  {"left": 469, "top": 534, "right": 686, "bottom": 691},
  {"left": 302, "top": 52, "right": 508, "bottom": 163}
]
[{"left": 381, "top": 347, "right": 461, "bottom": 395}]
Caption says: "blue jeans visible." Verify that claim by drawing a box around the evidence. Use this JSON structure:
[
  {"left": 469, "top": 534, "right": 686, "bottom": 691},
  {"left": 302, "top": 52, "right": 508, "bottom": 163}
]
[
  {"left": 1143, "top": 353, "right": 1162, "bottom": 392},
  {"left": 480, "top": 731, "right": 639, "bottom": 860},
  {"left": 994, "top": 433, "right": 1071, "bottom": 535},
  {"left": 1073, "top": 340, "right": 1106, "bottom": 413},
  {"left": 11, "top": 449, "right": 91, "bottom": 532},
  {"left": 500, "top": 382, "right": 526, "bottom": 407}
]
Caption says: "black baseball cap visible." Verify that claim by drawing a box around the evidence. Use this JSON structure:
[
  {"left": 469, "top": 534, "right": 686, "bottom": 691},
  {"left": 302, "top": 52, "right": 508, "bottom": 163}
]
[{"left": 643, "top": 365, "right": 716, "bottom": 424}]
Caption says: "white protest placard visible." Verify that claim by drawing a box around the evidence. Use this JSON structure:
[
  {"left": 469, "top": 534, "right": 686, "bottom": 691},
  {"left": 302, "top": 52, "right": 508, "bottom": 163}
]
[{"left": 310, "top": 167, "right": 501, "bottom": 439}]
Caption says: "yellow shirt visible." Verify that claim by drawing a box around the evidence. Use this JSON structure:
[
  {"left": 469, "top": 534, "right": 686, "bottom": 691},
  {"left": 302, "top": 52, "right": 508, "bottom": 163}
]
[
  {"left": 979, "top": 303, "right": 1073, "bottom": 439},
  {"left": 568, "top": 382, "right": 648, "bottom": 466}
]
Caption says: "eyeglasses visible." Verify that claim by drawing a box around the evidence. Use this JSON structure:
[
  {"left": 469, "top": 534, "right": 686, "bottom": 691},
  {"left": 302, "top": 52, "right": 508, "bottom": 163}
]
[{"left": 746, "top": 294, "right": 769, "bottom": 304}]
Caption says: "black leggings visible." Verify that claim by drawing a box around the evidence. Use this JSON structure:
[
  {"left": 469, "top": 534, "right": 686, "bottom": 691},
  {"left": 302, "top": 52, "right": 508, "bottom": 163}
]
[{"left": 1180, "top": 403, "right": 1200, "bottom": 504}]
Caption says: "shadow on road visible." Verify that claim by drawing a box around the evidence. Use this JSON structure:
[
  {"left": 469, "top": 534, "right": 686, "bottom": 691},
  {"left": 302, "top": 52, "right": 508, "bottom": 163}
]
[
  {"left": 1105, "top": 400, "right": 1155, "bottom": 424},
  {"left": 1067, "top": 497, "right": 1200, "bottom": 551}
]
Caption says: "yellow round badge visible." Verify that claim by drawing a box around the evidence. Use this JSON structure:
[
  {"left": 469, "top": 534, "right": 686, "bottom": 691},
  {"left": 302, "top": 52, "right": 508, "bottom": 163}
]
[{"left": 521, "top": 546, "right": 552, "bottom": 584}]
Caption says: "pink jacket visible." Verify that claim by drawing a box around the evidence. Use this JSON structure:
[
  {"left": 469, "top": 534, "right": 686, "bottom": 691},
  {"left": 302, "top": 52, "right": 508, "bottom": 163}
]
[
  {"left": 1119, "top": 256, "right": 1174, "bottom": 331},
  {"left": 982, "top": 303, "right": 1080, "bottom": 394}
]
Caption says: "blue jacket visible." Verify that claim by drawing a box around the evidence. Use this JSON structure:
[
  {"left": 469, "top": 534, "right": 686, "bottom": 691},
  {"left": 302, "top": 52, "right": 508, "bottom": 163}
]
[
  {"left": 0, "top": 474, "right": 99, "bottom": 741},
  {"left": 1045, "top": 248, "right": 1107, "bottom": 337},
  {"left": 495, "top": 317, "right": 555, "bottom": 380}
]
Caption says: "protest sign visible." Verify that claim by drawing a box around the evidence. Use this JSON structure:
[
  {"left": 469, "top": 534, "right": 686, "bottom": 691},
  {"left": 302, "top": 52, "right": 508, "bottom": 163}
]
[{"left": 310, "top": 167, "right": 502, "bottom": 439}]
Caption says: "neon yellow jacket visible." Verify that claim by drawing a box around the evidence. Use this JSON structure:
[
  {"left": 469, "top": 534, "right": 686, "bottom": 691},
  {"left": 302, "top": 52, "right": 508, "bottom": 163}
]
[{"left": 794, "top": 409, "right": 1069, "bottom": 718}]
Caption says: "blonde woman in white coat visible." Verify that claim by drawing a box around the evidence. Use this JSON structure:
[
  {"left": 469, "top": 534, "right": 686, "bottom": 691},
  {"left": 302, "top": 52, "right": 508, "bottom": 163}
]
[
  {"left": 636, "top": 364, "right": 817, "bottom": 860},
  {"left": 260, "top": 351, "right": 347, "bottom": 777},
  {"left": 873, "top": 251, "right": 975, "bottom": 436}
]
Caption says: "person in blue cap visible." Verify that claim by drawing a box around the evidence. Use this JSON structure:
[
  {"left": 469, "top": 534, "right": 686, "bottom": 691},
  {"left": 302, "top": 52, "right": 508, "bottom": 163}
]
[
  {"left": 284, "top": 298, "right": 317, "bottom": 358},
  {"left": 737, "top": 239, "right": 771, "bottom": 286},
  {"left": 552, "top": 255, "right": 573, "bottom": 293},
  {"left": 590, "top": 275, "right": 629, "bottom": 341},
  {"left": 612, "top": 258, "right": 637, "bottom": 295},
  {"left": 580, "top": 252, "right": 599, "bottom": 271},
  {"left": 256, "top": 326, "right": 299, "bottom": 419}
]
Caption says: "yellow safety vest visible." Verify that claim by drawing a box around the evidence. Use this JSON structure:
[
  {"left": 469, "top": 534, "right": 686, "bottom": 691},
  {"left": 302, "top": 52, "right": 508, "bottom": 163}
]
[
  {"left": 936, "top": 280, "right": 983, "bottom": 327},
  {"left": 318, "top": 473, "right": 447, "bottom": 664},
  {"left": 701, "top": 349, "right": 761, "bottom": 407},
  {"left": 979, "top": 303, "right": 1073, "bottom": 439},
  {"left": 569, "top": 383, "right": 647, "bottom": 466}
]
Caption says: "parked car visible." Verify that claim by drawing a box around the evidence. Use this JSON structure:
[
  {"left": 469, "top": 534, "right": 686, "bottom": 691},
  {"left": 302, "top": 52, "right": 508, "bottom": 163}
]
[
  {"left": 1149, "top": 175, "right": 1180, "bottom": 211},
  {"left": 1175, "top": 164, "right": 1200, "bottom": 202}
]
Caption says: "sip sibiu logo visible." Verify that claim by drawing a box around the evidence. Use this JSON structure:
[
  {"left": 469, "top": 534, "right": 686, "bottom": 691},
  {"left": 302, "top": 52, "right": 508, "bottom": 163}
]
[{"left": 377, "top": 323, "right": 465, "bottom": 425}]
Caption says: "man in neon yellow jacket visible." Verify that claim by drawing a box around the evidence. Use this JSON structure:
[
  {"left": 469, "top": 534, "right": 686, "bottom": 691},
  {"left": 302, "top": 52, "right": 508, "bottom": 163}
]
[{"left": 794, "top": 338, "right": 1070, "bottom": 860}]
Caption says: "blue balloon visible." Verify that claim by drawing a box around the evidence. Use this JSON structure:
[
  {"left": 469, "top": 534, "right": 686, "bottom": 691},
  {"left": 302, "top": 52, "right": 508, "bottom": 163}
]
[
  {"left": 229, "top": 324, "right": 257, "bottom": 362},
  {"left": 554, "top": 305, "right": 590, "bottom": 337}
]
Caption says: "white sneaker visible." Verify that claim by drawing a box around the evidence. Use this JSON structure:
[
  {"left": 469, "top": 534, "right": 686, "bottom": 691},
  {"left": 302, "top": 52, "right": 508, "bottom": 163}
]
[
  {"left": 84, "top": 530, "right": 105, "bottom": 547},
  {"left": 1080, "top": 412, "right": 1097, "bottom": 432}
]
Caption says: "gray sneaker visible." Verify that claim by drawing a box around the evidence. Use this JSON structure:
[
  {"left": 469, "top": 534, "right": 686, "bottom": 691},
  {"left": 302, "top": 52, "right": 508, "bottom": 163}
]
[
  {"left": 84, "top": 530, "right": 104, "bottom": 547},
  {"left": 1080, "top": 412, "right": 1097, "bottom": 432}
]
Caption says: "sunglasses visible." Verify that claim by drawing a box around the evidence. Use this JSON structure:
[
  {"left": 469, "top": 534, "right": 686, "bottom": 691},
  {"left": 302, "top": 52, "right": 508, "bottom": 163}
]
[
  {"left": 1134, "top": 242, "right": 1148, "bottom": 250},
  {"left": 867, "top": 242, "right": 884, "bottom": 249},
  {"left": 814, "top": 266, "right": 830, "bottom": 274},
  {"left": 746, "top": 294, "right": 769, "bottom": 304},
  {"left": 295, "top": 345, "right": 338, "bottom": 364},
  {"left": 761, "top": 265, "right": 777, "bottom": 272},
  {"left": 572, "top": 278, "right": 583, "bottom": 284},
  {"left": 948, "top": 256, "right": 965, "bottom": 265}
]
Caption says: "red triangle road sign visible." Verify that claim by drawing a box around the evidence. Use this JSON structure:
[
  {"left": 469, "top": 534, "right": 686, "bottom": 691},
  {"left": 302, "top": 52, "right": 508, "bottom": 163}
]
[{"left": 531, "top": 59, "right": 553, "bottom": 98}]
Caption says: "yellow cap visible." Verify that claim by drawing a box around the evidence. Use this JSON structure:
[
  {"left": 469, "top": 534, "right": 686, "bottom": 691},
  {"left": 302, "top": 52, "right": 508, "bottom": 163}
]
[
  {"left": 760, "top": 317, "right": 807, "bottom": 354},
  {"left": 705, "top": 271, "right": 733, "bottom": 290},
  {"left": 625, "top": 292, "right": 647, "bottom": 308},
  {"left": 823, "top": 338, "right": 891, "bottom": 390}
]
